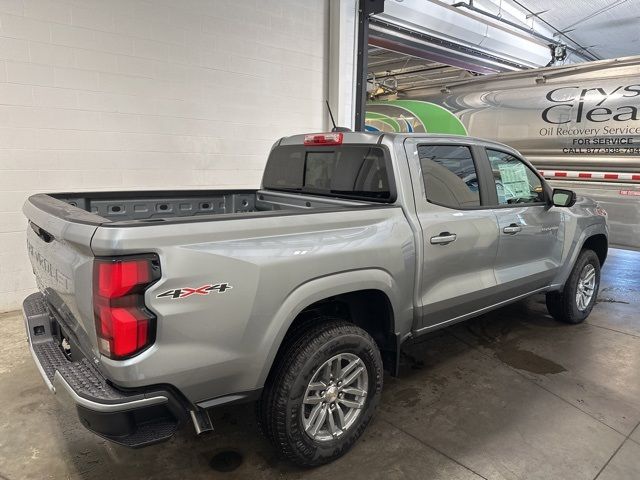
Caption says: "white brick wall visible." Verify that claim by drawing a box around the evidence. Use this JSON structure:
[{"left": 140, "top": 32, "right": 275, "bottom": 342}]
[{"left": 0, "top": 0, "right": 329, "bottom": 312}]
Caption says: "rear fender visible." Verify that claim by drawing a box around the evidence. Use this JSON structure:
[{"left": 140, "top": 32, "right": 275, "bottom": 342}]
[{"left": 256, "top": 268, "right": 401, "bottom": 387}]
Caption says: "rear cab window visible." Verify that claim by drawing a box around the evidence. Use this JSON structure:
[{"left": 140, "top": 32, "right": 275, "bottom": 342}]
[{"left": 263, "top": 144, "right": 394, "bottom": 202}]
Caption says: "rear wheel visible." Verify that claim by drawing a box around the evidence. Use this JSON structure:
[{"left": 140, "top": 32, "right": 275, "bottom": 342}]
[
  {"left": 546, "top": 249, "right": 600, "bottom": 324},
  {"left": 259, "top": 319, "right": 383, "bottom": 467}
]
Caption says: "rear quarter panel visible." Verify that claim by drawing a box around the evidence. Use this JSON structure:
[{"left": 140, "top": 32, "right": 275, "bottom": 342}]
[{"left": 90, "top": 207, "right": 416, "bottom": 404}]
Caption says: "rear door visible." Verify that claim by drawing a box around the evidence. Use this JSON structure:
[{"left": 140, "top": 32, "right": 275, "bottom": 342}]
[
  {"left": 482, "top": 148, "right": 564, "bottom": 299},
  {"left": 404, "top": 139, "right": 500, "bottom": 331}
]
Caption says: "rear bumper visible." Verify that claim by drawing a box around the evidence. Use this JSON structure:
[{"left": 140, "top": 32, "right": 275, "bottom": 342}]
[{"left": 23, "top": 292, "right": 186, "bottom": 447}]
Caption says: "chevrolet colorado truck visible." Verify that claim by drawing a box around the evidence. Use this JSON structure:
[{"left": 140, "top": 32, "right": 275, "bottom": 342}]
[{"left": 22, "top": 131, "right": 608, "bottom": 466}]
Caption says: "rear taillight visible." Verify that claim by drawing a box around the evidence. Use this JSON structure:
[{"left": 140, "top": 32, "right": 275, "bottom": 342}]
[{"left": 93, "top": 255, "right": 160, "bottom": 360}]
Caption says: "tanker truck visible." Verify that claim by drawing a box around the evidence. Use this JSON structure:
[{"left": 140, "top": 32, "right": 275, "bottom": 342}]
[{"left": 366, "top": 55, "right": 640, "bottom": 250}]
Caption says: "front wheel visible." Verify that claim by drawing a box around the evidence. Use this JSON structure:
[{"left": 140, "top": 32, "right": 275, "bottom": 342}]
[
  {"left": 546, "top": 249, "right": 601, "bottom": 324},
  {"left": 259, "top": 319, "right": 383, "bottom": 467}
]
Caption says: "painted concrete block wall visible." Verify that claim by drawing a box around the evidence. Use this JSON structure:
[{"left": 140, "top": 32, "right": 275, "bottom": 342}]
[{"left": 0, "top": 0, "right": 329, "bottom": 312}]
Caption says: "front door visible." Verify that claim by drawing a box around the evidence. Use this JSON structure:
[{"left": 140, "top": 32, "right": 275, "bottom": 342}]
[
  {"left": 406, "top": 141, "right": 500, "bottom": 331},
  {"left": 484, "top": 148, "right": 564, "bottom": 299}
]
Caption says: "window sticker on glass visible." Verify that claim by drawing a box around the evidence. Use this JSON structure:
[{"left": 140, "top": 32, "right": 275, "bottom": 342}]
[
  {"left": 487, "top": 149, "right": 544, "bottom": 205},
  {"left": 497, "top": 162, "right": 530, "bottom": 198}
]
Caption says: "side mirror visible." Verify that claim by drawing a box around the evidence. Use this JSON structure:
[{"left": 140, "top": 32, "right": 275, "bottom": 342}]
[{"left": 552, "top": 188, "right": 576, "bottom": 208}]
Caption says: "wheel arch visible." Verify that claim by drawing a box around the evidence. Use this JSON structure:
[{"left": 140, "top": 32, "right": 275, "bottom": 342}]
[
  {"left": 551, "top": 224, "right": 608, "bottom": 290},
  {"left": 582, "top": 233, "right": 608, "bottom": 266},
  {"left": 257, "top": 269, "right": 403, "bottom": 388}
]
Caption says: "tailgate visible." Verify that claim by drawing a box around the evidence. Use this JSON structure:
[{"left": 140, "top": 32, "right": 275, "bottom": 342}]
[{"left": 24, "top": 194, "right": 103, "bottom": 359}]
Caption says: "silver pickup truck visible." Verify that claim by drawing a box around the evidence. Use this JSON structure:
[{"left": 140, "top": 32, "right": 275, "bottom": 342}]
[{"left": 22, "top": 131, "right": 608, "bottom": 466}]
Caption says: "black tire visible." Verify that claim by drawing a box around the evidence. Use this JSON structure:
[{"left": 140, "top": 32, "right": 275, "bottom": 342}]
[
  {"left": 259, "top": 319, "right": 383, "bottom": 467},
  {"left": 546, "top": 249, "right": 601, "bottom": 324}
]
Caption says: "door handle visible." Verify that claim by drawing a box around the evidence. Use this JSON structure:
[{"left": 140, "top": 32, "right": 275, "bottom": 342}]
[
  {"left": 430, "top": 232, "right": 457, "bottom": 245},
  {"left": 503, "top": 223, "right": 522, "bottom": 235}
]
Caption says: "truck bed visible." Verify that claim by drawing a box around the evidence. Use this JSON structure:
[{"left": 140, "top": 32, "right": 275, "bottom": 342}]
[{"left": 42, "top": 189, "right": 373, "bottom": 225}]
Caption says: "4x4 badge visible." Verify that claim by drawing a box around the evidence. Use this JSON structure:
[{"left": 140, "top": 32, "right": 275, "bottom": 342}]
[{"left": 156, "top": 283, "right": 232, "bottom": 299}]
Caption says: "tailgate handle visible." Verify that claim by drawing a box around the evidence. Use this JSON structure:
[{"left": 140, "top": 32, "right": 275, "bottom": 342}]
[{"left": 30, "top": 222, "right": 54, "bottom": 243}]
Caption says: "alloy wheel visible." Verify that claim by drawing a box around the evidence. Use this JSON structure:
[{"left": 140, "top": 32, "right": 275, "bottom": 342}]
[
  {"left": 576, "top": 263, "right": 596, "bottom": 311},
  {"left": 301, "top": 353, "right": 369, "bottom": 442}
]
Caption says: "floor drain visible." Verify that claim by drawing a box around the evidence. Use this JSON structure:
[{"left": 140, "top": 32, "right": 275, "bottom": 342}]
[{"left": 209, "top": 450, "right": 243, "bottom": 472}]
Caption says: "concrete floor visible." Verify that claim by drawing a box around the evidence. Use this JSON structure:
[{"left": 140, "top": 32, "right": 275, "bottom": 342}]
[{"left": 1, "top": 248, "right": 639, "bottom": 480}]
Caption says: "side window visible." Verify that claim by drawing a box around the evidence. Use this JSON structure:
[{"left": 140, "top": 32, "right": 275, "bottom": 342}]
[
  {"left": 417, "top": 145, "right": 480, "bottom": 208},
  {"left": 487, "top": 149, "right": 544, "bottom": 205}
]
